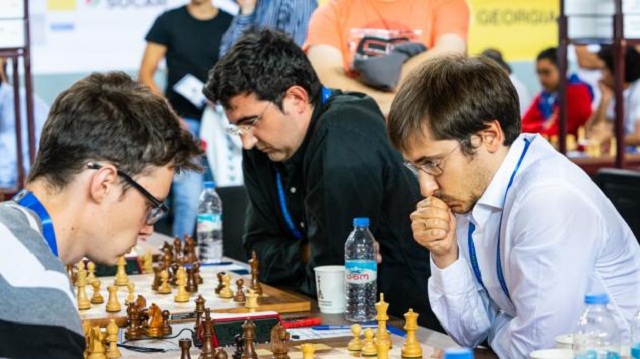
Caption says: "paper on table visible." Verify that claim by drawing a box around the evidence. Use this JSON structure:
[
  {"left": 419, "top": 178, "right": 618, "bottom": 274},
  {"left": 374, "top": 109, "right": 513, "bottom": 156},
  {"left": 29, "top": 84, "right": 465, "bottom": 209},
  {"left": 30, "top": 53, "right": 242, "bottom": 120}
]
[{"left": 288, "top": 327, "right": 353, "bottom": 341}]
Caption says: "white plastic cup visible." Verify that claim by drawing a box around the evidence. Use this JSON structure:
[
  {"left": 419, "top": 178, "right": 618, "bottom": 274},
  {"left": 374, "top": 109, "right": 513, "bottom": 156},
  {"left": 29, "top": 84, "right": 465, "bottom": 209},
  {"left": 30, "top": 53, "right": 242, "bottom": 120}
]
[
  {"left": 314, "top": 265, "right": 346, "bottom": 314},
  {"left": 529, "top": 348, "right": 573, "bottom": 359},
  {"left": 555, "top": 334, "right": 573, "bottom": 349}
]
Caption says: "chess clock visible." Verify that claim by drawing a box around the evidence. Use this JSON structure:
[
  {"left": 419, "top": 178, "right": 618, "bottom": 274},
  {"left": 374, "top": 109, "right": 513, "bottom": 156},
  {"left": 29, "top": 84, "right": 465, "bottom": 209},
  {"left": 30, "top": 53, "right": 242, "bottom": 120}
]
[{"left": 196, "top": 312, "right": 282, "bottom": 347}]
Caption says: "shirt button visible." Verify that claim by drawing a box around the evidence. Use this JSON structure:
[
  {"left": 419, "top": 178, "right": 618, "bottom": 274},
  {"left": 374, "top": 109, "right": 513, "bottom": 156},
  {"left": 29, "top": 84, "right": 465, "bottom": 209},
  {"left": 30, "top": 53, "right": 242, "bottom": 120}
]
[
  {"left": 290, "top": 187, "right": 297, "bottom": 194},
  {"left": 300, "top": 222, "right": 305, "bottom": 228}
]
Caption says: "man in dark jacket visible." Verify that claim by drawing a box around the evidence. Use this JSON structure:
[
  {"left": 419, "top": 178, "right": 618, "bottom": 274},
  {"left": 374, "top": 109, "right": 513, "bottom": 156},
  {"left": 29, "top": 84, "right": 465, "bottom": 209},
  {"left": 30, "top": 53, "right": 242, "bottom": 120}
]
[{"left": 204, "top": 29, "right": 441, "bottom": 331}]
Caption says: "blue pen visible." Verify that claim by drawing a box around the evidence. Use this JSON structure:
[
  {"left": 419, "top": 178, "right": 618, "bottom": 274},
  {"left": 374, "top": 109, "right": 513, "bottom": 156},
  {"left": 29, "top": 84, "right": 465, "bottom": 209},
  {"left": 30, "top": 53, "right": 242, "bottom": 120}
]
[{"left": 311, "top": 324, "right": 406, "bottom": 338}]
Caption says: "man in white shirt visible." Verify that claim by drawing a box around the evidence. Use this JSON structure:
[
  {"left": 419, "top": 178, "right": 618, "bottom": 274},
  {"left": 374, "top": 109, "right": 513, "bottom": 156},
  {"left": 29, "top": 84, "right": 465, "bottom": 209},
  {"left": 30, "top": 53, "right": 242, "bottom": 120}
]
[{"left": 387, "top": 55, "right": 640, "bottom": 358}]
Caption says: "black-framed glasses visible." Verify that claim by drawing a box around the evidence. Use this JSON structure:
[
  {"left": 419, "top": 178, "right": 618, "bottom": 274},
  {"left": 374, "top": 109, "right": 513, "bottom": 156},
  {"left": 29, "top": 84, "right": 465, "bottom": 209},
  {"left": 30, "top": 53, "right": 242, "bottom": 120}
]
[
  {"left": 403, "top": 142, "right": 461, "bottom": 177},
  {"left": 226, "top": 102, "right": 272, "bottom": 136},
  {"left": 87, "top": 162, "right": 169, "bottom": 225}
]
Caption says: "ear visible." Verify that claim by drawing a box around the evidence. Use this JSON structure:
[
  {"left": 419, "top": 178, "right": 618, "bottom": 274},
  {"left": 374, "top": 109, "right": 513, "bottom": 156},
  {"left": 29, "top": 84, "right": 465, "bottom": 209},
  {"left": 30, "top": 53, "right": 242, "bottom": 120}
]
[
  {"left": 478, "top": 120, "right": 505, "bottom": 153},
  {"left": 284, "top": 85, "right": 311, "bottom": 114},
  {"left": 88, "top": 164, "right": 120, "bottom": 204}
]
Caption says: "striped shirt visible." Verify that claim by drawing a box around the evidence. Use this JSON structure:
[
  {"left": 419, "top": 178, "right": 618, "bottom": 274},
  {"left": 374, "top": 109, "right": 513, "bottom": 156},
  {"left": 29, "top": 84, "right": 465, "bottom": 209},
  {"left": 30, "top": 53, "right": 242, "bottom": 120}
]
[
  {"left": 0, "top": 202, "right": 84, "bottom": 359},
  {"left": 219, "top": 0, "right": 317, "bottom": 57}
]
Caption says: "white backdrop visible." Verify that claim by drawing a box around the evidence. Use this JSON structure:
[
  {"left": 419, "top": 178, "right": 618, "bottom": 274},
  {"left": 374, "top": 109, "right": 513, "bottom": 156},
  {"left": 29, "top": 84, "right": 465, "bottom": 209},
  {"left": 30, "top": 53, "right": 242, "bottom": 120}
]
[{"left": 28, "top": 0, "right": 238, "bottom": 74}]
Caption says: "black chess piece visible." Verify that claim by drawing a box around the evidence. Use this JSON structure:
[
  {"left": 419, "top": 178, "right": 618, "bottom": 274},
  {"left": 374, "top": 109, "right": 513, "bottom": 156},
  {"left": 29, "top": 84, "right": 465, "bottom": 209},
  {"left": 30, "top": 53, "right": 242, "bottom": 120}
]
[
  {"left": 179, "top": 338, "right": 192, "bottom": 359},
  {"left": 232, "top": 333, "right": 244, "bottom": 359},
  {"left": 162, "top": 310, "right": 172, "bottom": 336}
]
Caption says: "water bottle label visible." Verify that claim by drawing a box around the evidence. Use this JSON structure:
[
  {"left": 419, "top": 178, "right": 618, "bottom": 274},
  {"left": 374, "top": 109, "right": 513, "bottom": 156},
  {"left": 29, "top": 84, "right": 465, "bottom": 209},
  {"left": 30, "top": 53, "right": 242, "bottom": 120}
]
[
  {"left": 197, "top": 214, "right": 222, "bottom": 231},
  {"left": 345, "top": 260, "right": 377, "bottom": 284}
]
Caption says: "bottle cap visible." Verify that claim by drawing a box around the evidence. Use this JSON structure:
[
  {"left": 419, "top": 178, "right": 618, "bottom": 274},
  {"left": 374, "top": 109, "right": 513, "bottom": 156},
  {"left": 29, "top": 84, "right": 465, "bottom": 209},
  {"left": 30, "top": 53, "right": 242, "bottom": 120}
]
[
  {"left": 584, "top": 293, "right": 609, "bottom": 305},
  {"left": 353, "top": 217, "right": 370, "bottom": 227},
  {"left": 443, "top": 348, "right": 473, "bottom": 359},
  {"left": 203, "top": 181, "right": 215, "bottom": 189}
]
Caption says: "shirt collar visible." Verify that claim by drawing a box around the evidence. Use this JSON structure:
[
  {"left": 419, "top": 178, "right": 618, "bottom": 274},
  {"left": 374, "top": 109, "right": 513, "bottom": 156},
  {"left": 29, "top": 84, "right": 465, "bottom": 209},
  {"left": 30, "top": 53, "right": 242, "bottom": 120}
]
[{"left": 471, "top": 133, "right": 537, "bottom": 227}]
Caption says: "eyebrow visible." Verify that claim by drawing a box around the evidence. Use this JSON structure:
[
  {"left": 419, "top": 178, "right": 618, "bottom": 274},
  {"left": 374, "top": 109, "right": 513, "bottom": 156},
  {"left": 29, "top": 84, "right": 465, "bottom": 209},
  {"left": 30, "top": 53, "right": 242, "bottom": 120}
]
[{"left": 234, "top": 115, "right": 259, "bottom": 126}]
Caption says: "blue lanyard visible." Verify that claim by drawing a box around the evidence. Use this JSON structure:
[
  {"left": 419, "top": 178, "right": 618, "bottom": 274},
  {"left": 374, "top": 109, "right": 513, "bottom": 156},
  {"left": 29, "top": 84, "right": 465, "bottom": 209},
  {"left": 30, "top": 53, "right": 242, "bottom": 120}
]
[
  {"left": 467, "top": 137, "right": 531, "bottom": 301},
  {"left": 272, "top": 86, "right": 333, "bottom": 241},
  {"left": 276, "top": 170, "right": 303, "bottom": 240},
  {"left": 12, "top": 189, "right": 58, "bottom": 257}
]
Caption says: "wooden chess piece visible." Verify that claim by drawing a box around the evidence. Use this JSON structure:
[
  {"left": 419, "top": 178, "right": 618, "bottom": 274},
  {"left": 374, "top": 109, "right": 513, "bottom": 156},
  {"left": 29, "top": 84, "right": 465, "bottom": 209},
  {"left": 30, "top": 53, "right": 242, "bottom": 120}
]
[
  {"left": 162, "top": 310, "right": 172, "bottom": 336},
  {"left": 135, "top": 295, "right": 147, "bottom": 311},
  {"left": 114, "top": 256, "right": 129, "bottom": 286},
  {"left": 90, "top": 280, "right": 105, "bottom": 304},
  {"left": 185, "top": 235, "right": 198, "bottom": 264},
  {"left": 106, "top": 319, "right": 121, "bottom": 358},
  {"left": 215, "top": 348, "right": 228, "bottom": 359},
  {"left": 106, "top": 285, "right": 121, "bottom": 312},
  {"left": 361, "top": 328, "right": 377, "bottom": 356},
  {"left": 241, "top": 319, "right": 258, "bottom": 359},
  {"left": 245, "top": 289, "right": 258, "bottom": 312},
  {"left": 200, "top": 315, "right": 216, "bottom": 359},
  {"left": 219, "top": 273, "right": 234, "bottom": 299},
  {"left": 125, "top": 302, "right": 141, "bottom": 340},
  {"left": 175, "top": 267, "right": 190, "bottom": 303},
  {"left": 179, "top": 338, "right": 193, "bottom": 359},
  {"left": 125, "top": 282, "right": 135, "bottom": 305},
  {"left": 232, "top": 334, "right": 244, "bottom": 359},
  {"left": 157, "top": 270, "right": 172, "bottom": 294},
  {"left": 376, "top": 332, "right": 389, "bottom": 359},
  {"left": 401, "top": 309, "right": 422, "bottom": 358},
  {"left": 194, "top": 295, "right": 206, "bottom": 347},
  {"left": 77, "top": 261, "right": 91, "bottom": 310},
  {"left": 86, "top": 261, "right": 96, "bottom": 283},
  {"left": 248, "top": 251, "right": 262, "bottom": 295},
  {"left": 215, "top": 272, "right": 225, "bottom": 294},
  {"left": 83, "top": 321, "right": 92, "bottom": 359},
  {"left": 186, "top": 267, "right": 198, "bottom": 293},
  {"left": 67, "top": 264, "right": 78, "bottom": 287},
  {"left": 87, "top": 326, "right": 106, "bottom": 359},
  {"left": 146, "top": 303, "right": 164, "bottom": 338},
  {"left": 375, "top": 293, "right": 391, "bottom": 350},
  {"left": 152, "top": 266, "right": 161, "bottom": 291},
  {"left": 170, "top": 262, "right": 180, "bottom": 286},
  {"left": 234, "top": 279, "right": 246, "bottom": 302},
  {"left": 193, "top": 261, "right": 203, "bottom": 284},
  {"left": 300, "top": 344, "right": 315, "bottom": 359},
  {"left": 174, "top": 237, "right": 183, "bottom": 263},
  {"left": 347, "top": 324, "right": 363, "bottom": 351},
  {"left": 142, "top": 250, "right": 154, "bottom": 274},
  {"left": 270, "top": 324, "right": 289, "bottom": 359}
]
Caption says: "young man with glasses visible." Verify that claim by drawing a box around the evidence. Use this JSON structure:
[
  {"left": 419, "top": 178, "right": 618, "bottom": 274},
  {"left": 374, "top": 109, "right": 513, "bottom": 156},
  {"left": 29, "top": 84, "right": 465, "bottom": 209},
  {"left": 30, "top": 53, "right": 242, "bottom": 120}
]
[
  {"left": 204, "top": 29, "right": 442, "bottom": 331},
  {"left": 388, "top": 55, "right": 640, "bottom": 358},
  {"left": 0, "top": 72, "right": 202, "bottom": 358}
]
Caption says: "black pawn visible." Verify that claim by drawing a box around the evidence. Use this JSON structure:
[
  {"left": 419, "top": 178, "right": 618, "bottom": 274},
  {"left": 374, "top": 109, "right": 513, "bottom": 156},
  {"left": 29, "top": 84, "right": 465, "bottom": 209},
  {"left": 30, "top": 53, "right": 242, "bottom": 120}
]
[
  {"left": 232, "top": 333, "right": 244, "bottom": 359},
  {"left": 186, "top": 267, "right": 198, "bottom": 293}
]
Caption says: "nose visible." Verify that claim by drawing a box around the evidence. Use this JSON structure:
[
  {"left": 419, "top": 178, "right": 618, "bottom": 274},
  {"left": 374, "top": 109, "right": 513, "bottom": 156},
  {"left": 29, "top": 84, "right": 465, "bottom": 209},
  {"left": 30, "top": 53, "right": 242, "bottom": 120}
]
[
  {"left": 419, "top": 171, "right": 439, "bottom": 197},
  {"left": 139, "top": 223, "right": 154, "bottom": 238},
  {"left": 240, "top": 133, "right": 258, "bottom": 150}
]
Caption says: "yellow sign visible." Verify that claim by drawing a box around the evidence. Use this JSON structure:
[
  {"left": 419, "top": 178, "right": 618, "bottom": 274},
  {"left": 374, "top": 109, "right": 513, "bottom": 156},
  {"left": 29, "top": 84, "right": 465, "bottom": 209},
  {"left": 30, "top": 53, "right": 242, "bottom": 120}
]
[
  {"left": 47, "top": 0, "right": 76, "bottom": 11},
  {"left": 467, "top": 0, "right": 559, "bottom": 61}
]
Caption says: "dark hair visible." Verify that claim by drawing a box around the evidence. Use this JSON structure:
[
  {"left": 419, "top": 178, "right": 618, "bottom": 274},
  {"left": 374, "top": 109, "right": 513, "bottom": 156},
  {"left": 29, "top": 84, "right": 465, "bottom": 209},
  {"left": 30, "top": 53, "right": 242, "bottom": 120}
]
[
  {"left": 481, "top": 48, "right": 511, "bottom": 74},
  {"left": 28, "top": 71, "right": 203, "bottom": 190},
  {"left": 203, "top": 29, "right": 322, "bottom": 109},
  {"left": 536, "top": 47, "right": 558, "bottom": 67},
  {"left": 598, "top": 45, "right": 640, "bottom": 83},
  {"left": 388, "top": 55, "right": 521, "bottom": 154}
]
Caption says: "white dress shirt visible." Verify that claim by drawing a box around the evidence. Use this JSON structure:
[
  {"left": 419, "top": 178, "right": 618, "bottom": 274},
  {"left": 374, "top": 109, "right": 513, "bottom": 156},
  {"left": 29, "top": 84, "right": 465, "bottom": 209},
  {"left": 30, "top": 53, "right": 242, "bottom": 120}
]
[{"left": 428, "top": 133, "right": 640, "bottom": 358}]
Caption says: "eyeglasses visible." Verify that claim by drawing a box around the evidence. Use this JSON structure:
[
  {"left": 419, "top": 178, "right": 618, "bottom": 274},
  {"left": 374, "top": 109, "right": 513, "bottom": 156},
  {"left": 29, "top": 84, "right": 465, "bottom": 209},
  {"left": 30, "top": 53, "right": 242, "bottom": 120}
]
[
  {"left": 226, "top": 102, "right": 272, "bottom": 136},
  {"left": 403, "top": 142, "right": 461, "bottom": 177},
  {"left": 87, "top": 162, "right": 169, "bottom": 225}
]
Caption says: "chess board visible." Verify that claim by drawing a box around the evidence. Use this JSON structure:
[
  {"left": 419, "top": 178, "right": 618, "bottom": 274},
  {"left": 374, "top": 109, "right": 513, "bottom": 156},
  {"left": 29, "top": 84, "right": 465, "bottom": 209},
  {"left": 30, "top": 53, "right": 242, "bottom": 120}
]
[
  {"left": 119, "top": 332, "right": 442, "bottom": 359},
  {"left": 78, "top": 264, "right": 311, "bottom": 327}
]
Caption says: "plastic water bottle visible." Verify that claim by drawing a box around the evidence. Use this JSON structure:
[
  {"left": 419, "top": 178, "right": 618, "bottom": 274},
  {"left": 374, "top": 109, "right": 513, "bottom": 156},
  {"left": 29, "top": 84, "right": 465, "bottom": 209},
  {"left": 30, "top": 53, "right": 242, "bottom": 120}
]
[
  {"left": 573, "top": 293, "right": 621, "bottom": 359},
  {"left": 197, "top": 181, "right": 223, "bottom": 264},
  {"left": 631, "top": 310, "right": 640, "bottom": 359},
  {"left": 443, "top": 348, "right": 474, "bottom": 359},
  {"left": 344, "top": 217, "right": 377, "bottom": 322}
]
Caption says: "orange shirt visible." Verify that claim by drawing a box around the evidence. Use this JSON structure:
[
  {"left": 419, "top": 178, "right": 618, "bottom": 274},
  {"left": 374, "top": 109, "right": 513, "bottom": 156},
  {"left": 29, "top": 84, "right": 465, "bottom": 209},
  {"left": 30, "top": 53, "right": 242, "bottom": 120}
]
[{"left": 304, "top": 0, "right": 470, "bottom": 74}]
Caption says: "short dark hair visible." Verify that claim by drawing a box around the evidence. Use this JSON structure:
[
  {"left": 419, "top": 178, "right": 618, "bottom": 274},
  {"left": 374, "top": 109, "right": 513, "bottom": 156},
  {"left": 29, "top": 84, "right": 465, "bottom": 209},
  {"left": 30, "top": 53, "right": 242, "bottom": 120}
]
[
  {"left": 481, "top": 48, "right": 511, "bottom": 74},
  {"left": 598, "top": 45, "right": 640, "bottom": 83},
  {"left": 28, "top": 71, "right": 203, "bottom": 190},
  {"left": 388, "top": 55, "right": 521, "bottom": 155},
  {"left": 203, "top": 29, "right": 322, "bottom": 109},
  {"left": 536, "top": 47, "right": 558, "bottom": 67}
]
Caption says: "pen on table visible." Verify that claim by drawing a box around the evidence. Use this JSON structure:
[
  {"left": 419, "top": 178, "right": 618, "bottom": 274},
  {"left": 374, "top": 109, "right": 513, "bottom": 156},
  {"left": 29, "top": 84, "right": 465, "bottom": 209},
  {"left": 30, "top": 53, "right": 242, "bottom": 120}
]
[{"left": 311, "top": 324, "right": 406, "bottom": 338}]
